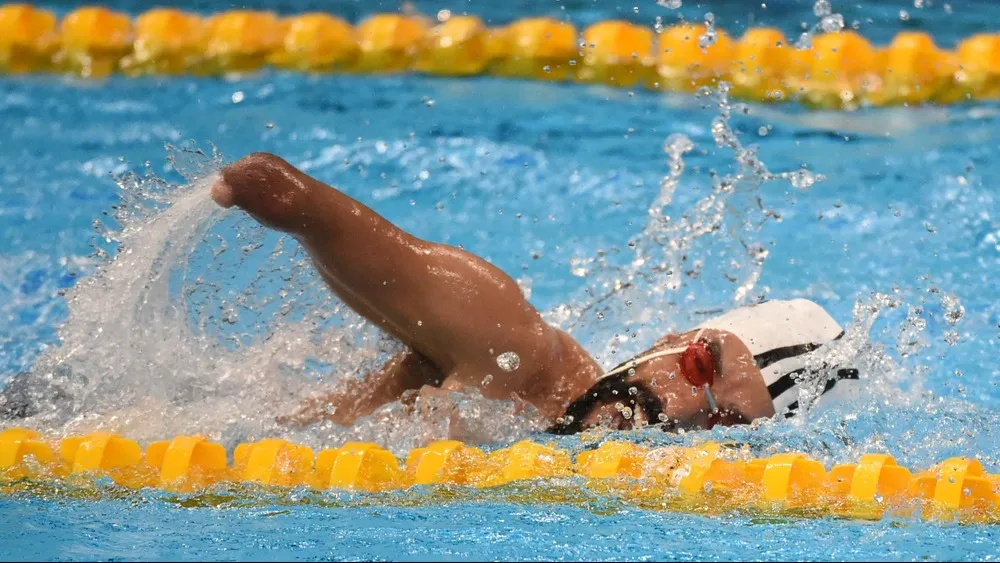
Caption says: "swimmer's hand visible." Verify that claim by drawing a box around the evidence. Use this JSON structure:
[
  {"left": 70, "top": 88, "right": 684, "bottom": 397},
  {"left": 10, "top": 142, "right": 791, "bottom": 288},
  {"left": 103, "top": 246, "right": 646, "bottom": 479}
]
[{"left": 211, "top": 152, "right": 322, "bottom": 234}]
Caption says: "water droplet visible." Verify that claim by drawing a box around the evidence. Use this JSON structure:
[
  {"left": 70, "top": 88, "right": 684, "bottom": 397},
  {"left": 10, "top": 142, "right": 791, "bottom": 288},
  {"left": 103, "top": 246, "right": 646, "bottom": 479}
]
[
  {"left": 788, "top": 168, "right": 819, "bottom": 190},
  {"left": 496, "top": 352, "right": 521, "bottom": 372},
  {"left": 944, "top": 330, "right": 960, "bottom": 345},
  {"left": 664, "top": 134, "right": 694, "bottom": 158},
  {"left": 482, "top": 374, "right": 494, "bottom": 386},
  {"left": 628, "top": 386, "right": 638, "bottom": 396},
  {"left": 436, "top": 9, "right": 451, "bottom": 22},
  {"left": 941, "top": 293, "right": 965, "bottom": 325},
  {"left": 416, "top": 320, "right": 423, "bottom": 327},
  {"left": 820, "top": 14, "right": 845, "bottom": 33},
  {"left": 813, "top": 0, "right": 832, "bottom": 17},
  {"left": 698, "top": 15, "right": 717, "bottom": 49},
  {"left": 657, "top": 0, "right": 682, "bottom": 8},
  {"left": 899, "top": 9, "right": 910, "bottom": 21},
  {"left": 542, "top": 65, "right": 552, "bottom": 73},
  {"left": 231, "top": 91, "right": 245, "bottom": 103}
]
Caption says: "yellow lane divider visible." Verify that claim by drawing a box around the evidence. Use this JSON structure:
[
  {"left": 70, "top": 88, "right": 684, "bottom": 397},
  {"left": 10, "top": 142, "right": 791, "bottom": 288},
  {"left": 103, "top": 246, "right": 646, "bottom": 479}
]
[
  {"left": 0, "top": 4, "right": 998, "bottom": 108},
  {"left": 2, "top": 427, "right": 999, "bottom": 522}
]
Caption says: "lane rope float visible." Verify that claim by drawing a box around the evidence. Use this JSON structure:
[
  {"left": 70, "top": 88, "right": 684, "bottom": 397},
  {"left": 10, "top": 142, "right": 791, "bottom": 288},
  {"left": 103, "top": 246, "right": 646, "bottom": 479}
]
[
  {"left": 2, "top": 427, "right": 999, "bottom": 523},
  {"left": 0, "top": 4, "right": 998, "bottom": 109}
]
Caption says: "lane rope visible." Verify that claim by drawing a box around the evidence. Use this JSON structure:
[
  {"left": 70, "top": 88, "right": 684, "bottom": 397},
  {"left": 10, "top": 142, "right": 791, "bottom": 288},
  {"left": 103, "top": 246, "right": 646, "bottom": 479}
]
[
  {"left": 3, "top": 427, "right": 999, "bottom": 523},
  {"left": 1, "top": 4, "right": 998, "bottom": 108}
]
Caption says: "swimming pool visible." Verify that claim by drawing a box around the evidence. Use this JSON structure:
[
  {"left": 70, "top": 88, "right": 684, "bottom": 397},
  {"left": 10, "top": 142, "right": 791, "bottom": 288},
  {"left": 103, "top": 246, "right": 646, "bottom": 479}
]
[{"left": 2, "top": 0, "right": 1000, "bottom": 560}]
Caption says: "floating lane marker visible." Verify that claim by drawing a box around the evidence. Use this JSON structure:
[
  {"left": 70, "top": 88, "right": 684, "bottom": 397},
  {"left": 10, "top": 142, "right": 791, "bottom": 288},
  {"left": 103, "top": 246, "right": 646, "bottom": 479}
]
[
  {"left": 2, "top": 427, "right": 999, "bottom": 523},
  {"left": 0, "top": 5, "right": 998, "bottom": 109}
]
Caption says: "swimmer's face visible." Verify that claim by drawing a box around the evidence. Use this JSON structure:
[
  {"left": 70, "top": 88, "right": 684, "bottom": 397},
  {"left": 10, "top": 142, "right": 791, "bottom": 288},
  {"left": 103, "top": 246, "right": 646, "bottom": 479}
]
[
  {"left": 576, "top": 373, "right": 748, "bottom": 432},
  {"left": 571, "top": 338, "right": 750, "bottom": 432},
  {"left": 211, "top": 152, "right": 317, "bottom": 233}
]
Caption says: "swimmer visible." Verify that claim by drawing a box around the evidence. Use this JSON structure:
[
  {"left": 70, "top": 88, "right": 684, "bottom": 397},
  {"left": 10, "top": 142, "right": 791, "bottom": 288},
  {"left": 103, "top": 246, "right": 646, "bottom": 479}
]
[
  {"left": 0, "top": 152, "right": 857, "bottom": 431},
  {"left": 205, "top": 152, "right": 860, "bottom": 433}
]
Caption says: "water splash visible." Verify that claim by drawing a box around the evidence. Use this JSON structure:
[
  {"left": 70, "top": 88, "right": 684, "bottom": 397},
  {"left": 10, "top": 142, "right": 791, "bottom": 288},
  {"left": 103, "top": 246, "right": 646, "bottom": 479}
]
[
  {"left": 6, "top": 143, "right": 549, "bottom": 453},
  {"left": 543, "top": 81, "right": 979, "bottom": 442},
  {"left": 556, "top": 84, "right": 823, "bottom": 365}
]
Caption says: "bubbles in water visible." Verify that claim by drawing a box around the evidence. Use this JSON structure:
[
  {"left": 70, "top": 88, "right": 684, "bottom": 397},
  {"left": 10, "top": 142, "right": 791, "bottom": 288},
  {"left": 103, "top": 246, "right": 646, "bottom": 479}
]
[{"left": 496, "top": 352, "right": 521, "bottom": 372}]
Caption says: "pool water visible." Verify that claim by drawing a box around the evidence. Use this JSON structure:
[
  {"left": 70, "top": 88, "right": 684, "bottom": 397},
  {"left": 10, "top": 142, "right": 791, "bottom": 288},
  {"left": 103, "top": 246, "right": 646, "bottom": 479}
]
[{"left": 2, "top": 0, "right": 1000, "bottom": 560}]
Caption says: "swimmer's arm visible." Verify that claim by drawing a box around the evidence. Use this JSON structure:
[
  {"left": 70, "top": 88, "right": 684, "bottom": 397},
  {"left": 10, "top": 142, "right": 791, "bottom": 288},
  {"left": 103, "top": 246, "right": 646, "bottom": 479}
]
[
  {"left": 278, "top": 350, "right": 442, "bottom": 427},
  {"left": 299, "top": 198, "right": 562, "bottom": 382},
  {"left": 262, "top": 157, "right": 584, "bottom": 387},
  {"left": 217, "top": 153, "right": 601, "bottom": 415}
]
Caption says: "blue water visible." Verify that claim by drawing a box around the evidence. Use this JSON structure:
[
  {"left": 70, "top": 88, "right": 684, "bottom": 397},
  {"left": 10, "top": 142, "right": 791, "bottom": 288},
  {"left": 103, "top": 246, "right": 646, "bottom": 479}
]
[{"left": 2, "top": 0, "right": 1000, "bottom": 560}]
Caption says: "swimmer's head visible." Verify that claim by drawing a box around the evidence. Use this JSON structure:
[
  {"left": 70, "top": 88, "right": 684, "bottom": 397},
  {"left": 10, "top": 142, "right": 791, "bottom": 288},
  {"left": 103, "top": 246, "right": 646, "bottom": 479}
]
[{"left": 211, "top": 152, "right": 317, "bottom": 233}]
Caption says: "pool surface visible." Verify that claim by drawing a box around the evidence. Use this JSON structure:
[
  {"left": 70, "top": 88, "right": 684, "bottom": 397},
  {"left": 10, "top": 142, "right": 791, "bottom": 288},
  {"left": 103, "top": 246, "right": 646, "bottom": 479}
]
[{"left": 2, "top": 0, "right": 1000, "bottom": 561}]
